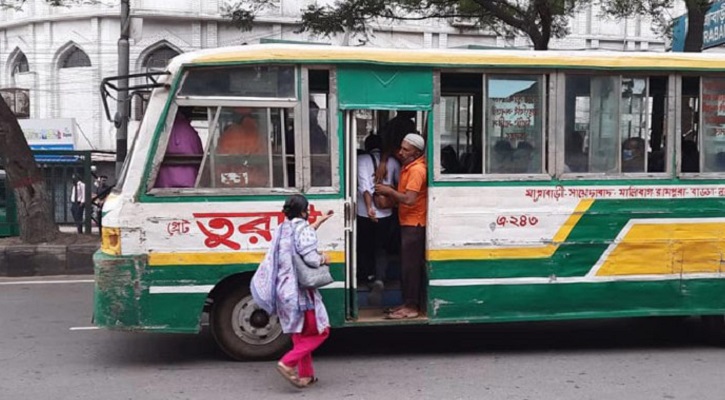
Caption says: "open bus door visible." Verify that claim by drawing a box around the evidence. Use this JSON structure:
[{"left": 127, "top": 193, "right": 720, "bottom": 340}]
[
  {"left": 343, "top": 109, "right": 430, "bottom": 323},
  {"left": 337, "top": 65, "right": 433, "bottom": 323}
]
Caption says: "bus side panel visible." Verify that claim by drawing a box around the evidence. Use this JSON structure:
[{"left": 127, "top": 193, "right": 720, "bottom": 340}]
[{"left": 427, "top": 186, "right": 725, "bottom": 322}]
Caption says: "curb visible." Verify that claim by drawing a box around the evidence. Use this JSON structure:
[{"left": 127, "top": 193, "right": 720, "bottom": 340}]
[{"left": 0, "top": 243, "right": 99, "bottom": 277}]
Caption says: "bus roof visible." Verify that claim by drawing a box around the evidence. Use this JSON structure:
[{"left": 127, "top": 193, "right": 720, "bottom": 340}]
[{"left": 168, "top": 44, "right": 725, "bottom": 72}]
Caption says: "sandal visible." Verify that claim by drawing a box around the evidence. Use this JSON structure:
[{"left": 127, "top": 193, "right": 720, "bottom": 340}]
[
  {"left": 299, "top": 376, "right": 319, "bottom": 387},
  {"left": 385, "top": 308, "right": 419, "bottom": 319},
  {"left": 383, "top": 305, "right": 405, "bottom": 314},
  {"left": 276, "top": 362, "right": 304, "bottom": 388}
]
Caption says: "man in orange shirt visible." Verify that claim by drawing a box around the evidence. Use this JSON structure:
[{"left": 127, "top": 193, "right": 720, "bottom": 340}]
[
  {"left": 375, "top": 133, "right": 427, "bottom": 319},
  {"left": 216, "top": 108, "right": 268, "bottom": 187}
]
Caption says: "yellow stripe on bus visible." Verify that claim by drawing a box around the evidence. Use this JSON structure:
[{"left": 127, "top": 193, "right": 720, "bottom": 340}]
[
  {"left": 596, "top": 221, "right": 725, "bottom": 276},
  {"left": 427, "top": 199, "right": 594, "bottom": 261},
  {"left": 149, "top": 250, "right": 346, "bottom": 266},
  {"left": 193, "top": 46, "right": 725, "bottom": 70}
]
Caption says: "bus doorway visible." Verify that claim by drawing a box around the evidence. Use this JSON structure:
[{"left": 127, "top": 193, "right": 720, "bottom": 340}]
[{"left": 344, "top": 109, "right": 429, "bottom": 323}]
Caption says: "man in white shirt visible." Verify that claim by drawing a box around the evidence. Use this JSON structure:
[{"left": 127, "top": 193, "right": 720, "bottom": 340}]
[
  {"left": 357, "top": 134, "right": 401, "bottom": 306},
  {"left": 70, "top": 174, "right": 85, "bottom": 233}
]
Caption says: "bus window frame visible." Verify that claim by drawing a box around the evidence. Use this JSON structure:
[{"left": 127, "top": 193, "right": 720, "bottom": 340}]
[
  {"left": 556, "top": 71, "right": 675, "bottom": 180},
  {"left": 433, "top": 68, "right": 552, "bottom": 182},
  {"left": 300, "top": 65, "right": 340, "bottom": 195},
  {"left": 678, "top": 73, "right": 725, "bottom": 179},
  {"left": 143, "top": 64, "right": 341, "bottom": 197},
  {"left": 145, "top": 99, "right": 301, "bottom": 196}
]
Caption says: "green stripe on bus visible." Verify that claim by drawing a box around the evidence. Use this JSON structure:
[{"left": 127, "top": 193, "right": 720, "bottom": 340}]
[{"left": 428, "top": 279, "right": 725, "bottom": 323}]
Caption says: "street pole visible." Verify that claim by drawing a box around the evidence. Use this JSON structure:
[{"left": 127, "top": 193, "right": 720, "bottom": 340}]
[{"left": 115, "top": 0, "right": 130, "bottom": 178}]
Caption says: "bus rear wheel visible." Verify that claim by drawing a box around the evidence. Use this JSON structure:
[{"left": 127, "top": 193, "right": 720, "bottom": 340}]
[{"left": 210, "top": 286, "right": 290, "bottom": 360}]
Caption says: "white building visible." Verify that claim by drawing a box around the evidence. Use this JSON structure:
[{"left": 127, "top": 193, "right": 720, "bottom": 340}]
[{"left": 0, "top": 0, "right": 679, "bottom": 154}]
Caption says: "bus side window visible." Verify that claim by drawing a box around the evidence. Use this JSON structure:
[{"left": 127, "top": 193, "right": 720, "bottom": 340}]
[
  {"left": 681, "top": 77, "right": 700, "bottom": 173},
  {"left": 439, "top": 72, "right": 481, "bottom": 174},
  {"left": 563, "top": 74, "right": 668, "bottom": 175},
  {"left": 308, "top": 70, "right": 332, "bottom": 187},
  {"left": 486, "top": 74, "right": 545, "bottom": 174},
  {"left": 698, "top": 76, "right": 725, "bottom": 173},
  {"left": 196, "top": 106, "right": 296, "bottom": 189}
]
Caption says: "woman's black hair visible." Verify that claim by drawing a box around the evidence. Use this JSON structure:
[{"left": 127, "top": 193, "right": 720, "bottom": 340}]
[{"left": 282, "top": 194, "right": 309, "bottom": 220}]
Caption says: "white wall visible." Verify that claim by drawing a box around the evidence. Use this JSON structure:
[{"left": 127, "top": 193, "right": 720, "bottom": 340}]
[{"left": 0, "top": 0, "right": 673, "bottom": 153}]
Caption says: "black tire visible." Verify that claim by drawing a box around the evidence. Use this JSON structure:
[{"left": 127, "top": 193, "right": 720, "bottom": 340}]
[{"left": 210, "top": 285, "right": 290, "bottom": 360}]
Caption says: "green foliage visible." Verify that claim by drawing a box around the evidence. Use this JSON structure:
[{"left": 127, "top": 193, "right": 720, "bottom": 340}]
[
  {"left": 222, "top": 0, "right": 279, "bottom": 32},
  {"left": 232, "top": 0, "right": 593, "bottom": 50}
]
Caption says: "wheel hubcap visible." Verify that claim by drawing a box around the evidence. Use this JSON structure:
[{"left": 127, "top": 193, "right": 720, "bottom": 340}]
[{"left": 232, "top": 294, "right": 282, "bottom": 345}]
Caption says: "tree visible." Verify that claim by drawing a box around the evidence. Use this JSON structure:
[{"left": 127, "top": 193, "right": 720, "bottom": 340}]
[
  {"left": 0, "top": 0, "right": 102, "bottom": 243},
  {"left": 603, "top": 0, "right": 710, "bottom": 52},
  {"left": 224, "top": 0, "right": 592, "bottom": 50}
]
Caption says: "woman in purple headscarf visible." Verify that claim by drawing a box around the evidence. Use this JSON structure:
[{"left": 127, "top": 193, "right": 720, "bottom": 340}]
[
  {"left": 251, "top": 194, "right": 333, "bottom": 388},
  {"left": 154, "top": 107, "right": 203, "bottom": 188}
]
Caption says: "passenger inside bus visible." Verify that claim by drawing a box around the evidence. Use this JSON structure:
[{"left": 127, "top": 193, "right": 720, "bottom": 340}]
[
  {"left": 441, "top": 145, "right": 461, "bottom": 174},
  {"left": 621, "top": 137, "right": 645, "bottom": 173},
  {"left": 154, "top": 107, "right": 204, "bottom": 188},
  {"left": 512, "top": 141, "right": 536, "bottom": 173},
  {"left": 682, "top": 139, "right": 700, "bottom": 173},
  {"left": 379, "top": 110, "right": 417, "bottom": 160},
  {"left": 564, "top": 131, "right": 588, "bottom": 173},
  {"left": 356, "top": 134, "right": 401, "bottom": 306},
  {"left": 490, "top": 140, "right": 513, "bottom": 173},
  {"left": 216, "top": 107, "right": 269, "bottom": 187}
]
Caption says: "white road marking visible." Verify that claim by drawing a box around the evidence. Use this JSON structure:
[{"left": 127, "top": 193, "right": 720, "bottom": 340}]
[
  {"left": 69, "top": 326, "right": 100, "bottom": 331},
  {"left": 0, "top": 279, "right": 94, "bottom": 285}
]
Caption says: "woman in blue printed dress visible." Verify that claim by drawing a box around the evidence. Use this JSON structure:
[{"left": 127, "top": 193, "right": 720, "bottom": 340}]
[{"left": 251, "top": 194, "right": 333, "bottom": 388}]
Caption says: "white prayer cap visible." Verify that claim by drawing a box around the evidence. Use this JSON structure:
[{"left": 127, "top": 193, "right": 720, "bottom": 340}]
[{"left": 403, "top": 133, "right": 425, "bottom": 151}]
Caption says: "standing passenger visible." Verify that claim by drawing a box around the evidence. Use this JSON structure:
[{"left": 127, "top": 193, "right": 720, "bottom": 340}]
[
  {"left": 357, "top": 134, "right": 400, "bottom": 306},
  {"left": 375, "top": 133, "right": 427, "bottom": 319},
  {"left": 250, "top": 195, "right": 334, "bottom": 388}
]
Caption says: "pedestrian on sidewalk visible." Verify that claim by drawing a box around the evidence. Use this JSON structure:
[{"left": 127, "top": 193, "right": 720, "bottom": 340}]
[
  {"left": 250, "top": 194, "right": 334, "bottom": 388},
  {"left": 70, "top": 174, "right": 85, "bottom": 234}
]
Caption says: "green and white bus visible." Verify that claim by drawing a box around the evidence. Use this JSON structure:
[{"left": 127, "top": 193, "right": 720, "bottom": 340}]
[{"left": 95, "top": 44, "right": 725, "bottom": 360}]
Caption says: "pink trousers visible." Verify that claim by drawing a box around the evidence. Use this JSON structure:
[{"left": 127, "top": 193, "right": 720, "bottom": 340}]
[{"left": 280, "top": 310, "right": 330, "bottom": 378}]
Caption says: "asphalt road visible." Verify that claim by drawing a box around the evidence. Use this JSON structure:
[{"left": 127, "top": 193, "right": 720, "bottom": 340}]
[{"left": 2, "top": 276, "right": 725, "bottom": 400}]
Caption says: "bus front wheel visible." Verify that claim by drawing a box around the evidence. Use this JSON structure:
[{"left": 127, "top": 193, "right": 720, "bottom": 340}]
[{"left": 210, "top": 286, "right": 290, "bottom": 360}]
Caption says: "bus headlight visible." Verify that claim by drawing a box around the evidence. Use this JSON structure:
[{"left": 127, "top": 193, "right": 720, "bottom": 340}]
[{"left": 101, "top": 227, "right": 121, "bottom": 255}]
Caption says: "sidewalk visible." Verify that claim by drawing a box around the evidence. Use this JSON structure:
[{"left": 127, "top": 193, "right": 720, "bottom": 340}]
[{"left": 0, "top": 229, "right": 99, "bottom": 277}]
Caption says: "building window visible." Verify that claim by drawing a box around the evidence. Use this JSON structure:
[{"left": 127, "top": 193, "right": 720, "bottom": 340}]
[
  {"left": 142, "top": 46, "right": 180, "bottom": 70},
  {"left": 60, "top": 47, "right": 91, "bottom": 69},
  {"left": 11, "top": 52, "right": 29, "bottom": 75}
]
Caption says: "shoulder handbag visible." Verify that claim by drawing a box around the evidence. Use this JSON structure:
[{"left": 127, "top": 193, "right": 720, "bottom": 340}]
[
  {"left": 292, "top": 224, "right": 333, "bottom": 289},
  {"left": 370, "top": 154, "right": 395, "bottom": 210}
]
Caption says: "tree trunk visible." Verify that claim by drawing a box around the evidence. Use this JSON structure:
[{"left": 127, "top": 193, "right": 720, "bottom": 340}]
[
  {"left": 0, "top": 96, "right": 59, "bottom": 243},
  {"left": 684, "top": 0, "right": 708, "bottom": 52},
  {"left": 533, "top": 39, "right": 549, "bottom": 50}
]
